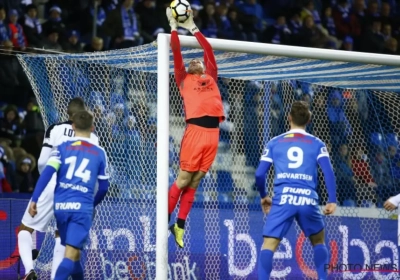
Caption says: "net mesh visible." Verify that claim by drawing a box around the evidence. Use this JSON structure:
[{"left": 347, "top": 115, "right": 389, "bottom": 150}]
[{"left": 17, "top": 42, "right": 399, "bottom": 280}]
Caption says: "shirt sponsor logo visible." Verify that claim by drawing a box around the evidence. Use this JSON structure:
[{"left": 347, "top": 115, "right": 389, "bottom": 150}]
[
  {"left": 59, "top": 182, "right": 88, "bottom": 193},
  {"left": 282, "top": 187, "right": 311, "bottom": 195},
  {"left": 55, "top": 202, "right": 81, "bottom": 210},
  {"left": 277, "top": 173, "right": 313, "bottom": 181},
  {"left": 279, "top": 194, "right": 317, "bottom": 206}
]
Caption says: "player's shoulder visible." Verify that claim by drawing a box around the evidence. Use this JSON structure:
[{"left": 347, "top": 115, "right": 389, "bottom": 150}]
[
  {"left": 46, "top": 120, "right": 72, "bottom": 136},
  {"left": 308, "top": 134, "right": 325, "bottom": 146}
]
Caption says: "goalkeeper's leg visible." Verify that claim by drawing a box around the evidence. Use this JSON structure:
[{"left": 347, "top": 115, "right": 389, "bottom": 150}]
[{"left": 169, "top": 171, "right": 205, "bottom": 248}]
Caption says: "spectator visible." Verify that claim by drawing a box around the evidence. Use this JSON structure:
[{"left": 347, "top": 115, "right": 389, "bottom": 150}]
[
  {"left": 262, "top": 15, "right": 292, "bottom": 45},
  {"left": 200, "top": 3, "right": 219, "bottom": 38},
  {"left": 219, "top": 101, "right": 234, "bottom": 145},
  {"left": 270, "top": 83, "right": 284, "bottom": 138},
  {"left": 15, "top": 154, "right": 35, "bottom": 193},
  {"left": 360, "top": 19, "right": 384, "bottom": 53},
  {"left": 80, "top": 0, "right": 108, "bottom": 44},
  {"left": 0, "top": 5, "right": 10, "bottom": 42},
  {"left": 63, "top": 30, "right": 83, "bottom": 53},
  {"left": 371, "top": 150, "right": 395, "bottom": 205},
  {"left": 301, "top": 0, "right": 322, "bottom": 28},
  {"left": 83, "top": 36, "right": 104, "bottom": 52},
  {"left": 287, "top": 9, "right": 302, "bottom": 45},
  {"left": 192, "top": 3, "right": 203, "bottom": 29},
  {"left": 382, "top": 23, "right": 392, "bottom": 41},
  {"left": 351, "top": 146, "right": 377, "bottom": 206},
  {"left": 8, "top": 10, "right": 26, "bottom": 49},
  {"left": 351, "top": 0, "right": 367, "bottom": 27},
  {"left": 236, "top": 0, "right": 265, "bottom": 42},
  {"left": 0, "top": 105, "right": 23, "bottom": 147},
  {"left": 243, "top": 81, "right": 262, "bottom": 169},
  {"left": 135, "top": 0, "right": 165, "bottom": 43},
  {"left": 0, "top": 146, "right": 11, "bottom": 193},
  {"left": 0, "top": 144, "right": 16, "bottom": 191},
  {"left": 332, "top": 0, "right": 361, "bottom": 39},
  {"left": 103, "top": 0, "right": 144, "bottom": 49},
  {"left": 22, "top": 4, "right": 43, "bottom": 48},
  {"left": 341, "top": 35, "right": 353, "bottom": 50},
  {"left": 226, "top": 7, "right": 246, "bottom": 41},
  {"left": 321, "top": 6, "right": 336, "bottom": 37},
  {"left": 380, "top": 2, "right": 395, "bottom": 26},
  {"left": 42, "top": 29, "right": 63, "bottom": 51},
  {"left": 21, "top": 98, "right": 44, "bottom": 168},
  {"left": 382, "top": 37, "right": 398, "bottom": 55},
  {"left": 42, "top": 6, "right": 66, "bottom": 43},
  {"left": 327, "top": 90, "right": 352, "bottom": 151},
  {"left": 365, "top": 0, "right": 380, "bottom": 25},
  {"left": 299, "top": 15, "right": 329, "bottom": 48},
  {"left": 216, "top": 4, "right": 233, "bottom": 39},
  {"left": 334, "top": 143, "right": 357, "bottom": 205}
]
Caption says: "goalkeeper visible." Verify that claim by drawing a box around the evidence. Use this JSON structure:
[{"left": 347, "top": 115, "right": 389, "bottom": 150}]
[{"left": 166, "top": 8, "right": 225, "bottom": 248}]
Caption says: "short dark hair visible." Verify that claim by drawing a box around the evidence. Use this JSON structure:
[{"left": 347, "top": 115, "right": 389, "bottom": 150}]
[
  {"left": 72, "top": 110, "right": 93, "bottom": 131},
  {"left": 290, "top": 101, "right": 311, "bottom": 126},
  {"left": 67, "top": 97, "right": 85, "bottom": 117}
]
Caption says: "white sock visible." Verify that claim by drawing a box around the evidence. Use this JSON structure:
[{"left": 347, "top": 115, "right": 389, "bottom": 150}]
[
  {"left": 50, "top": 237, "right": 65, "bottom": 280},
  {"left": 18, "top": 230, "right": 34, "bottom": 273}
]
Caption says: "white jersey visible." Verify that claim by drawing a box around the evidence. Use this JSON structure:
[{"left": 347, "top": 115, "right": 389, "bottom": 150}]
[
  {"left": 43, "top": 120, "right": 99, "bottom": 150},
  {"left": 22, "top": 120, "right": 99, "bottom": 232}
]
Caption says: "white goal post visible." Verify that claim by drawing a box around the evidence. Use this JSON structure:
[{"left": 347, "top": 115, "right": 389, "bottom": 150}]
[{"left": 156, "top": 33, "right": 400, "bottom": 280}]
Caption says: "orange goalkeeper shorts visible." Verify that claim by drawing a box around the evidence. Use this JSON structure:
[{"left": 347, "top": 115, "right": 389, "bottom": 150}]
[{"left": 179, "top": 124, "right": 219, "bottom": 173}]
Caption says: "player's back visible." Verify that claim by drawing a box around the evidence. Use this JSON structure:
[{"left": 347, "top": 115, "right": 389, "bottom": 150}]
[
  {"left": 265, "top": 129, "right": 328, "bottom": 203},
  {"left": 180, "top": 73, "right": 224, "bottom": 121},
  {"left": 53, "top": 137, "right": 107, "bottom": 214},
  {"left": 45, "top": 120, "right": 99, "bottom": 148}
]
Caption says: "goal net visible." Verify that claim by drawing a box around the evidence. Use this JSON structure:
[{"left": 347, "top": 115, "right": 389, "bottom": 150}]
[{"left": 17, "top": 35, "right": 400, "bottom": 280}]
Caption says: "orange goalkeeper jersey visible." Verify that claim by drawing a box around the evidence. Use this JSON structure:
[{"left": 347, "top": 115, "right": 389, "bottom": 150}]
[{"left": 179, "top": 73, "right": 225, "bottom": 122}]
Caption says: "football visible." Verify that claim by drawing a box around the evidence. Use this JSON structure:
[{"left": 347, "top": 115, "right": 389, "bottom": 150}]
[{"left": 170, "top": 0, "right": 191, "bottom": 23}]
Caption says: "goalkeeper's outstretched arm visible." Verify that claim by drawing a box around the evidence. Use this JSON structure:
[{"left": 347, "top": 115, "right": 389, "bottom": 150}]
[
  {"left": 194, "top": 31, "right": 218, "bottom": 82},
  {"left": 167, "top": 8, "right": 187, "bottom": 87}
]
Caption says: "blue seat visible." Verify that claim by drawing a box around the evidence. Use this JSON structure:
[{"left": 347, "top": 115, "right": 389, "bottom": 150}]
[
  {"left": 195, "top": 192, "right": 205, "bottom": 203},
  {"left": 342, "top": 199, "right": 356, "bottom": 207},
  {"left": 218, "top": 193, "right": 230, "bottom": 203},
  {"left": 370, "top": 132, "right": 383, "bottom": 147},
  {"left": 216, "top": 171, "right": 234, "bottom": 192},
  {"left": 360, "top": 200, "right": 374, "bottom": 208},
  {"left": 386, "top": 133, "right": 398, "bottom": 147}
]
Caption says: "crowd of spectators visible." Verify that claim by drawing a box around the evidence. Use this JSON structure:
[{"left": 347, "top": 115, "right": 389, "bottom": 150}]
[{"left": 0, "top": 0, "right": 399, "bottom": 209}]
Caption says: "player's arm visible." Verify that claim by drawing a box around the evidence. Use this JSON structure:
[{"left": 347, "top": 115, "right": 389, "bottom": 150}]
[
  {"left": 29, "top": 148, "right": 60, "bottom": 217},
  {"left": 94, "top": 150, "right": 110, "bottom": 207},
  {"left": 31, "top": 149, "right": 61, "bottom": 203},
  {"left": 166, "top": 8, "right": 187, "bottom": 87},
  {"left": 194, "top": 32, "right": 217, "bottom": 81},
  {"left": 37, "top": 124, "right": 56, "bottom": 174},
  {"left": 173, "top": 8, "right": 218, "bottom": 81},
  {"left": 384, "top": 194, "right": 400, "bottom": 211},
  {"left": 317, "top": 145, "right": 337, "bottom": 205},
  {"left": 255, "top": 144, "right": 273, "bottom": 199}
]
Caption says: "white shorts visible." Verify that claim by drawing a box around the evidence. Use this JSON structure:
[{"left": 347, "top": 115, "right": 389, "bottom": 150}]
[{"left": 22, "top": 174, "right": 57, "bottom": 232}]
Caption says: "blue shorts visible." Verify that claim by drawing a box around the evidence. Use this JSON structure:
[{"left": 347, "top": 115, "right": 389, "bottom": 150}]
[
  {"left": 263, "top": 203, "right": 324, "bottom": 239},
  {"left": 55, "top": 211, "right": 92, "bottom": 249}
]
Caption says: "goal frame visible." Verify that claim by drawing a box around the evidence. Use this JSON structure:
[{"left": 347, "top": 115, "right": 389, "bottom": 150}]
[{"left": 155, "top": 33, "right": 400, "bottom": 280}]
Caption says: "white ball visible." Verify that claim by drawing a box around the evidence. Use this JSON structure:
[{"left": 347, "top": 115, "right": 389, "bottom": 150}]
[{"left": 170, "top": 0, "right": 191, "bottom": 23}]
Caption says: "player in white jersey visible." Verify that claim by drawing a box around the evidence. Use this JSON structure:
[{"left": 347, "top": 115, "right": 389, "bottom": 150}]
[{"left": 18, "top": 98, "right": 99, "bottom": 280}]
